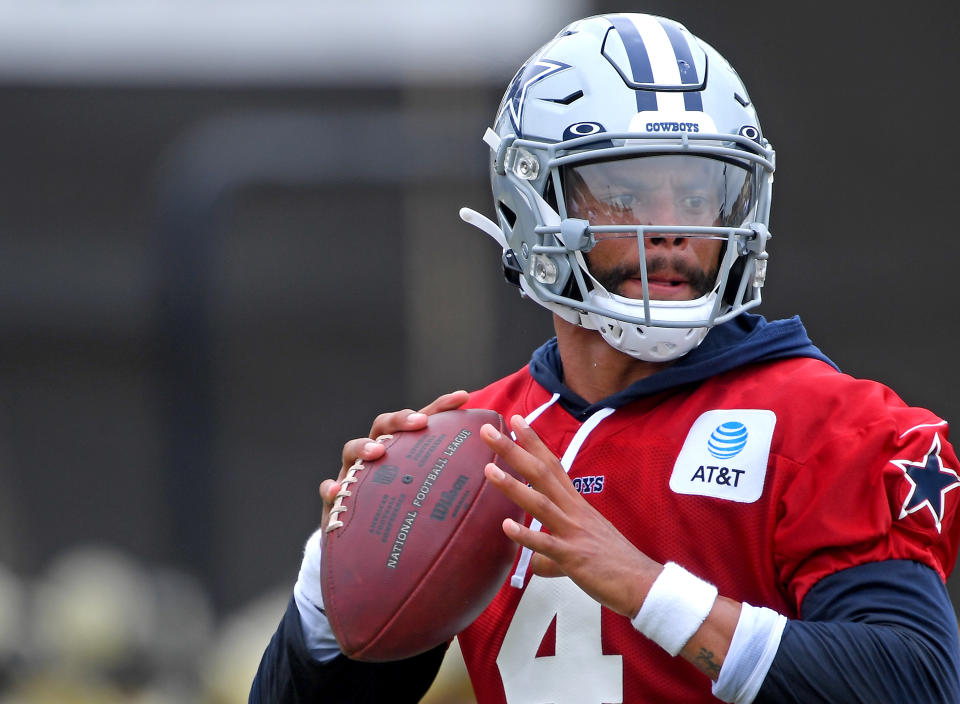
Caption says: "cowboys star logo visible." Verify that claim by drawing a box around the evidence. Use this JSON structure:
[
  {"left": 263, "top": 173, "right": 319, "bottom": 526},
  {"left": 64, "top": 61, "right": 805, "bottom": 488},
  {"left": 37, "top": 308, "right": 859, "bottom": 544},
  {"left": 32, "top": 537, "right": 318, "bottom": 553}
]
[
  {"left": 497, "top": 56, "right": 571, "bottom": 136},
  {"left": 890, "top": 433, "right": 960, "bottom": 533}
]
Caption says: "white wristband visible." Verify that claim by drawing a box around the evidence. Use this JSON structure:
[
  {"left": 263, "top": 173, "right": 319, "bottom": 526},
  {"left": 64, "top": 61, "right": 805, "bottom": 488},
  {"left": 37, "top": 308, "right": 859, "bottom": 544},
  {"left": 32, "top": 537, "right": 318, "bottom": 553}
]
[
  {"left": 712, "top": 603, "right": 787, "bottom": 704},
  {"left": 631, "top": 562, "right": 718, "bottom": 656},
  {"left": 294, "top": 527, "right": 325, "bottom": 609},
  {"left": 293, "top": 527, "right": 342, "bottom": 663}
]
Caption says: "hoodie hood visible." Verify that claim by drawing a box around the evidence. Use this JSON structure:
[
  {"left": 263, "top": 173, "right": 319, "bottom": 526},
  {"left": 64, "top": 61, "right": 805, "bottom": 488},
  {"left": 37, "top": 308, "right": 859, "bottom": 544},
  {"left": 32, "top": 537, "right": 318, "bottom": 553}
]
[{"left": 529, "top": 314, "right": 837, "bottom": 420}]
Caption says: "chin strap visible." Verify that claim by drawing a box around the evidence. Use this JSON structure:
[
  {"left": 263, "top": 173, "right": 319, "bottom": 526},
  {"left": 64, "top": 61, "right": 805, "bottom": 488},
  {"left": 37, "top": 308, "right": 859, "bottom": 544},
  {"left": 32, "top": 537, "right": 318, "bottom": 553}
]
[{"left": 459, "top": 207, "right": 507, "bottom": 249}]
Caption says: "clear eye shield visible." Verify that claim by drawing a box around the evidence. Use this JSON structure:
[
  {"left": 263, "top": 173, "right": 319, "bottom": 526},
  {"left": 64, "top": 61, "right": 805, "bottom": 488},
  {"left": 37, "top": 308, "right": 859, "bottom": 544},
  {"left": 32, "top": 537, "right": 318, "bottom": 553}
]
[{"left": 562, "top": 154, "right": 754, "bottom": 234}]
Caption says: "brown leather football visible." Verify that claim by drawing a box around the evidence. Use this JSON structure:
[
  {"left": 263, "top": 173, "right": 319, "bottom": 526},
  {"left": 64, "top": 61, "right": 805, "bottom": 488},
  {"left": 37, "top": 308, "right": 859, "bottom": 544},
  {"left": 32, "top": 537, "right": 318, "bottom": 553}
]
[{"left": 320, "top": 408, "right": 524, "bottom": 661}]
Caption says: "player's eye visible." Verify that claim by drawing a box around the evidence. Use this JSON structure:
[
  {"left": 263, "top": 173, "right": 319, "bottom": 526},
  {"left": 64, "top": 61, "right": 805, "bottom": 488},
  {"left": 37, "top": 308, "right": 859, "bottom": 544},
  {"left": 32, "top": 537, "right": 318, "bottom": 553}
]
[{"left": 677, "top": 195, "right": 710, "bottom": 213}]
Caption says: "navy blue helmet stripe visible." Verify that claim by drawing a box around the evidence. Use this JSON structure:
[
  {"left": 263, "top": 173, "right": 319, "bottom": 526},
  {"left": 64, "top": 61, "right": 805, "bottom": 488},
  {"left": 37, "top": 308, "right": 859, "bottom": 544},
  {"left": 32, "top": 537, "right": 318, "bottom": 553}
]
[
  {"left": 608, "top": 15, "right": 658, "bottom": 112},
  {"left": 657, "top": 18, "right": 704, "bottom": 111},
  {"left": 683, "top": 89, "right": 704, "bottom": 112},
  {"left": 658, "top": 19, "right": 700, "bottom": 85}
]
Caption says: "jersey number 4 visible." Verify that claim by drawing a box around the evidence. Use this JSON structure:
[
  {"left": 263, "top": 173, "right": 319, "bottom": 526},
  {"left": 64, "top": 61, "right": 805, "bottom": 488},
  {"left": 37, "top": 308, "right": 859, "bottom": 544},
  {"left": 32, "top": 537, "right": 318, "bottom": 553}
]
[{"left": 496, "top": 575, "right": 623, "bottom": 704}]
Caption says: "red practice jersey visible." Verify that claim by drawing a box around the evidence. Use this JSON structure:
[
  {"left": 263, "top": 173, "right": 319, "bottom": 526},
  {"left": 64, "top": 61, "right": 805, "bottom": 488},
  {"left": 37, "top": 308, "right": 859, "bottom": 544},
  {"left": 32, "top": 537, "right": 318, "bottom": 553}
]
[{"left": 456, "top": 356, "right": 960, "bottom": 703}]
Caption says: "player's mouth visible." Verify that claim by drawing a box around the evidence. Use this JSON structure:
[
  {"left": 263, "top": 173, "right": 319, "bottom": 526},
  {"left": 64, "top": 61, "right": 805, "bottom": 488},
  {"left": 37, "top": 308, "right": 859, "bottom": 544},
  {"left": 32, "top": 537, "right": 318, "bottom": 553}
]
[
  {"left": 621, "top": 274, "right": 694, "bottom": 301},
  {"left": 590, "top": 254, "right": 717, "bottom": 302}
]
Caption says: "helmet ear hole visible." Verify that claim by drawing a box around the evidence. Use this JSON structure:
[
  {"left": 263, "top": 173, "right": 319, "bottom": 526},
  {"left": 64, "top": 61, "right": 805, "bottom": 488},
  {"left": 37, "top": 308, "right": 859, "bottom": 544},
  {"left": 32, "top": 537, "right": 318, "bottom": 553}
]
[
  {"left": 723, "top": 255, "right": 747, "bottom": 306},
  {"left": 542, "top": 178, "right": 559, "bottom": 212},
  {"left": 498, "top": 202, "right": 517, "bottom": 228}
]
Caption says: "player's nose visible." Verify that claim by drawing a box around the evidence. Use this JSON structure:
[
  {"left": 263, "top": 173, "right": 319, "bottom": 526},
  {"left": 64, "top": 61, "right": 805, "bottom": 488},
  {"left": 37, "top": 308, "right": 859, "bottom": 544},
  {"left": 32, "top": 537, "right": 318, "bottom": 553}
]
[
  {"left": 647, "top": 232, "right": 688, "bottom": 248},
  {"left": 640, "top": 200, "right": 688, "bottom": 248}
]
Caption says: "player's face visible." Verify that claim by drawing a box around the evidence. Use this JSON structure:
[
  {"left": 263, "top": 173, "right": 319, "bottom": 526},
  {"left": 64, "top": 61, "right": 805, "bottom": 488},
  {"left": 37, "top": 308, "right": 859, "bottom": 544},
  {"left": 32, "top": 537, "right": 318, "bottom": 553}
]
[{"left": 564, "top": 155, "right": 730, "bottom": 302}]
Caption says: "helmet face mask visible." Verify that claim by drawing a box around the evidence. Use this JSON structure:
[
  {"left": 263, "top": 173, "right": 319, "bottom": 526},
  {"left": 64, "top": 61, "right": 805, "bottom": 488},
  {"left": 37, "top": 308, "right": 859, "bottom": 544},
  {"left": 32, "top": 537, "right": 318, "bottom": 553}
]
[{"left": 466, "top": 13, "right": 775, "bottom": 362}]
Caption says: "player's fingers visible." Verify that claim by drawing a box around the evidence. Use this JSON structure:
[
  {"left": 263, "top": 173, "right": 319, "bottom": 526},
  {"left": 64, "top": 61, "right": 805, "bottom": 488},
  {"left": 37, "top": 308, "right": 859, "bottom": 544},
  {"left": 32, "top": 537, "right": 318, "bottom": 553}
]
[
  {"left": 481, "top": 422, "right": 576, "bottom": 508},
  {"left": 418, "top": 389, "right": 469, "bottom": 415},
  {"left": 484, "top": 462, "right": 567, "bottom": 529},
  {"left": 340, "top": 437, "right": 387, "bottom": 475},
  {"left": 319, "top": 478, "right": 342, "bottom": 530},
  {"left": 509, "top": 415, "right": 570, "bottom": 483},
  {"left": 368, "top": 409, "right": 429, "bottom": 440},
  {"left": 319, "top": 478, "right": 341, "bottom": 507},
  {"left": 500, "top": 516, "right": 562, "bottom": 557},
  {"left": 530, "top": 553, "right": 566, "bottom": 579},
  {"left": 510, "top": 415, "right": 584, "bottom": 506},
  {"left": 342, "top": 398, "right": 460, "bottom": 491}
]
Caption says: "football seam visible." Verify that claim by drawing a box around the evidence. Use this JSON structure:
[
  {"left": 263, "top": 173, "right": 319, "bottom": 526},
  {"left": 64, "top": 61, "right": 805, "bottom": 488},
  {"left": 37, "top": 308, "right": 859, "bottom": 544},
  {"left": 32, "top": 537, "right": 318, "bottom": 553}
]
[{"left": 322, "top": 435, "right": 403, "bottom": 655}]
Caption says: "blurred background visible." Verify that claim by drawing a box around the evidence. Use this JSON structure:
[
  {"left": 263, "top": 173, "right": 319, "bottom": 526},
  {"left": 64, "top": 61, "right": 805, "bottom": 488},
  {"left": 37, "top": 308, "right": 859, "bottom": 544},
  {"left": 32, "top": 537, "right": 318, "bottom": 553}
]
[{"left": 0, "top": 0, "right": 957, "bottom": 701}]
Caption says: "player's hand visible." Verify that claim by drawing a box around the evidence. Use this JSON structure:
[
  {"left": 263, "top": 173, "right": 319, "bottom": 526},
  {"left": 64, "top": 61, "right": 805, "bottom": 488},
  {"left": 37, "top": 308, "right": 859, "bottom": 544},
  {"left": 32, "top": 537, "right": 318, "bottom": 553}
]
[
  {"left": 480, "top": 414, "right": 662, "bottom": 619},
  {"left": 319, "top": 390, "right": 470, "bottom": 531}
]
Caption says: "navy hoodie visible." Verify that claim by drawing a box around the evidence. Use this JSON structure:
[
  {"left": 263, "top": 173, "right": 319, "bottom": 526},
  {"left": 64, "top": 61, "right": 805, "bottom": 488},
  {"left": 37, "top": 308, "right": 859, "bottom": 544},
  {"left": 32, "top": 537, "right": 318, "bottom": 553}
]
[{"left": 529, "top": 313, "right": 836, "bottom": 419}]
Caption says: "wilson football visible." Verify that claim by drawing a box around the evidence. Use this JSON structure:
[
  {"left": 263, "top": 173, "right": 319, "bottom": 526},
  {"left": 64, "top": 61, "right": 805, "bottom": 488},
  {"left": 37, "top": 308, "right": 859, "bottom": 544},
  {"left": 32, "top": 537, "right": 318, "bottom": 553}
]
[{"left": 320, "top": 408, "right": 523, "bottom": 661}]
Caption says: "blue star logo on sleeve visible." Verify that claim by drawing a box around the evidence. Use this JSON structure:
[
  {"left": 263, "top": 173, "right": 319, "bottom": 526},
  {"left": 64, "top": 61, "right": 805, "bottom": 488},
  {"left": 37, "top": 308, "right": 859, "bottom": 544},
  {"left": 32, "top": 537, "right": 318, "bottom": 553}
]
[{"left": 890, "top": 434, "right": 960, "bottom": 533}]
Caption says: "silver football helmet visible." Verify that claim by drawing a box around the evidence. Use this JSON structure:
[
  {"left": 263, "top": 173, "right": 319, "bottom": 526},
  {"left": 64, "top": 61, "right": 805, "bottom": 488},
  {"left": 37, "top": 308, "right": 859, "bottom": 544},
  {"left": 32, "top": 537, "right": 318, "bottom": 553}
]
[{"left": 461, "top": 13, "right": 775, "bottom": 361}]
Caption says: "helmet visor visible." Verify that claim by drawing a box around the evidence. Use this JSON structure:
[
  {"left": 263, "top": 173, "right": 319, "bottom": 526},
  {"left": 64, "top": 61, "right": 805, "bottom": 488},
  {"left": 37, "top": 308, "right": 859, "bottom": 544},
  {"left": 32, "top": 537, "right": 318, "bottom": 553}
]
[{"left": 562, "top": 155, "right": 754, "bottom": 232}]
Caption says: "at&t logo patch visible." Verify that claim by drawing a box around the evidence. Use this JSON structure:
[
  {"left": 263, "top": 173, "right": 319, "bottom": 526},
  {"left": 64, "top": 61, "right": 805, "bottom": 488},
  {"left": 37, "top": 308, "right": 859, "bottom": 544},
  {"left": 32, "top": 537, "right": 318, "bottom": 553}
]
[
  {"left": 670, "top": 410, "right": 776, "bottom": 503},
  {"left": 708, "top": 422, "right": 748, "bottom": 459}
]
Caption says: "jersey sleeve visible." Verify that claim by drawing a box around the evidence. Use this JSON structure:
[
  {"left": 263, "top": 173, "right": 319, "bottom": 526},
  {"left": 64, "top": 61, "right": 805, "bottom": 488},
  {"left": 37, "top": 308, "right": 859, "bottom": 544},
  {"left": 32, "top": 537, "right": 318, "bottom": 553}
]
[
  {"left": 757, "top": 560, "right": 960, "bottom": 703},
  {"left": 249, "top": 596, "right": 447, "bottom": 704},
  {"left": 773, "top": 378, "right": 960, "bottom": 610}
]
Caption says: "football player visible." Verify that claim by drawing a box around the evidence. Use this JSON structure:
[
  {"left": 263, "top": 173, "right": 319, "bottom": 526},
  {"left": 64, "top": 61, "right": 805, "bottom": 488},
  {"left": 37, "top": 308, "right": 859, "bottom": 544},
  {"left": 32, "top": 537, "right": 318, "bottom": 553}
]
[{"left": 251, "top": 13, "right": 960, "bottom": 703}]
